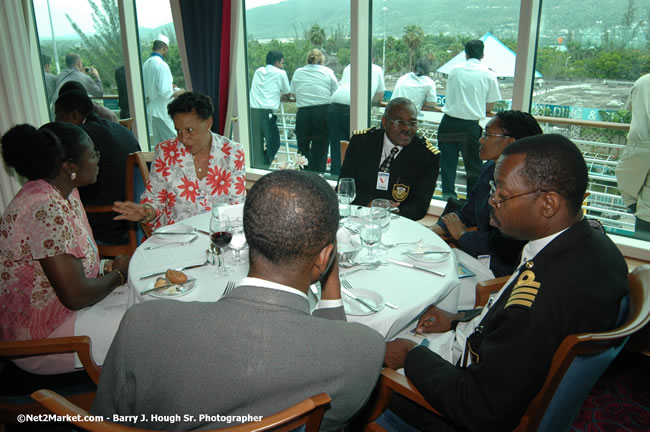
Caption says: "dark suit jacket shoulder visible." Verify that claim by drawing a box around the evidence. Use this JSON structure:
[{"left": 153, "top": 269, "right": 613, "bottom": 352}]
[
  {"left": 92, "top": 285, "right": 385, "bottom": 432},
  {"left": 340, "top": 127, "right": 439, "bottom": 220}
]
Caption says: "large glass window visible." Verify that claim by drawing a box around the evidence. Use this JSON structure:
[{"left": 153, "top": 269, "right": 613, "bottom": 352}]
[
  {"left": 534, "top": 0, "right": 650, "bottom": 240},
  {"left": 244, "top": 0, "right": 351, "bottom": 179},
  {"left": 371, "top": 0, "right": 520, "bottom": 198},
  {"left": 33, "top": 0, "right": 125, "bottom": 119}
]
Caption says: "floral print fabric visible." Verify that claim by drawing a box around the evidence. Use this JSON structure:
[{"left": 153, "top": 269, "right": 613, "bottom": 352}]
[
  {"left": 141, "top": 132, "right": 246, "bottom": 228},
  {"left": 0, "top": 180, "right": 99, "bottom": 341}
]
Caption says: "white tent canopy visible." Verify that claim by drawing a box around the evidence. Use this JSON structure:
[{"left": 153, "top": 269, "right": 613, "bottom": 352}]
[{"left": 437, "top": 32, "right": 542, "bottom": 78}]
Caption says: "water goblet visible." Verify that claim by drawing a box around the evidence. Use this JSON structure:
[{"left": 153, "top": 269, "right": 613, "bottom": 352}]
[
  {"left": 229, "top": 218, "right": 247, "bottom": 265},
  {"left": 209, "top": 215, "right": 232, "bottom": 275},
  {"left": 359, "top": 218, "right": 382, "bottom": 263},
  {"left": 338, "top": 178, "right": 356, "bottom": 220},
  {"left": 370, "top": 199, "right": 391, "bottom": 255}
]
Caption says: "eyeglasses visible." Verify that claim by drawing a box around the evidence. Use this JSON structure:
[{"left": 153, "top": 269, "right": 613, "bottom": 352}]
[
  {"left": 481, "top": 129, "right": 511, "bottom": 139},
  {"left": 489, "top": 180, "right": 544, "bottom": 207},
  {"left": 386, "top": 118, "right": 418, "bottom": 129},
  {"left": 91, "top": 150, "right": 100, "bottom": 160}
]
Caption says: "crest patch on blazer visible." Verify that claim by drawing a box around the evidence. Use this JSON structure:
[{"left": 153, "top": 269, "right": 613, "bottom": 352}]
[{"left": 392, "top": 184, "right": 409, "bottom": 202}]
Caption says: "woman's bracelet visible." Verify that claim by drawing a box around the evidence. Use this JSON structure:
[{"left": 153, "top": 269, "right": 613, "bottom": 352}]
[
  {"left": 112, "top": 269, "right": 125, "bottom": 286},
  {"left": 139, "top": 204, "right": 155, "bottom": 224}
]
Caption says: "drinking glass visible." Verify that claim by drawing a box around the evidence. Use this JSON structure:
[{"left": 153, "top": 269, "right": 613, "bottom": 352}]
[
  {"left": 209, "top": 214, "right": 232, "bottom": 275},
  {"left": 370, "top": 199, "right": 391, "bottom": 255},
  {"left": 338, "top": 178, "right": 356, "bottom": 220},
  {"left": 229, "top": 218, "right": 247, "bottom": 265},
  {"left": 359, "top": 218, "right": 382, "bottom": 263}
]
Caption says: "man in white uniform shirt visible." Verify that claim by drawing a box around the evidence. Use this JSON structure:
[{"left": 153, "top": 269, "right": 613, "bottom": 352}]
[
  {"left": 438, "top": 39, "right": 501, "bottom": 199},
  {"left": 615, "top": 73, "right": 650, "bottom": 241},
  {"left": 290, "top": 48, "right": 338, "bottom": 173},
  {"left": 249, "top": 50, "right": 291, "bottom": 168},
  {"left": 391, "top": 58, "right": 438, "bottom": 114},
  {"left": 328, "top": 63, "right": 386, "bottom": 175},
  {"left": 142, "top": 34, "right": 184, "bottom": 146}
]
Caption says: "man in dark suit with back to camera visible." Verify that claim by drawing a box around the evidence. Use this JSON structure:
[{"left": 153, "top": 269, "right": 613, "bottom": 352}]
[
  {"left": 339, "top": 97, "right": 440, "bottom": 221},
  {"left": 91, "top": 170, "right": 385, "bottom": 431},
  {"left": 379, "top": 134, "right": 628, "bottom": 432}
]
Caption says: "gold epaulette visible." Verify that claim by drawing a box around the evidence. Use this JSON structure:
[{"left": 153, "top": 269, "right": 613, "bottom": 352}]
[
  {"left": 505, "top": 263, "right": 540, "bottom": 310},
  {"left": 352, "top": 127, "right": 374, "bottom": 135},
  {"left": 424, "top": 139, "right": 440, "bottom": 155}
]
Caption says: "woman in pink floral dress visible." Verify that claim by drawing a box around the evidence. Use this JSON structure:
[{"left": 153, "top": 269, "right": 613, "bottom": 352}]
[
  {"left": 113, "top": 92, "right": 246, "bottom": 228},
  {"left": 0, "top": 122, "right": 130, "bottom": 373}
]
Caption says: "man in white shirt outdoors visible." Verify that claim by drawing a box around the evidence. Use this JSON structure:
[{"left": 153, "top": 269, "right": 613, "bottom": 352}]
[
  {"left": 391, "top": 58, "right": 438, "bottom": 114},
  {"left": 438, "top": 39, "right": 501, "bottom": 199},
  {"left": 52, "top": 53, "right": 103, "bottom": 105},
  {"left": 249, "top": 50, "right": 291, "bottom": 168},
  {"left": 615, "top": 73, "right": 650, "bottom": 241},
  {"left": 142, "top": 33, "right": 184, "bottom": 146},
  {"left": 328, "top": 62, "right": 386, "bottom": 176}
]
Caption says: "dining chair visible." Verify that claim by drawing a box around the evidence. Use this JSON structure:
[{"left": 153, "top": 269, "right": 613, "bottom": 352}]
[
  {"left": 31, "top": 390, "right": 331, "bottom": 432},
  {"left": 340, "top": 140, "right": 349, "bottom": 165},
  {"left": 0, "top": 336, "right": 101, "bottom": 426},
  {"left": 118, "top": 118, "right": 134, "bottom": 131},
  {"left": 362, "top": 264, "right": 650, "bottom": 432},
  {"left": 125, "top": 151, "right": 154, "bottom": 240}
]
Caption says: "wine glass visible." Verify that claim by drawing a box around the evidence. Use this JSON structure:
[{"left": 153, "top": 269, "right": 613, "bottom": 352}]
[
  {"left": 229, "top": 218, "right": 247, "bottom": 265},
  {"left": 371, "top": 199, "right": 392, "bottom": 255},
  {"left": 209, "top": 214, "right": 232, "bottom": 275},
  {"left": 338, "top": 178, "right": 356, "bottom": 220},
  {"left": 359, "top": 218, "right": 382, "bottom": 263}
]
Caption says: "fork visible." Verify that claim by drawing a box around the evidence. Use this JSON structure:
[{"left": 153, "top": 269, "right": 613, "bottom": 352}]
[
  {"left": 381, "top": 239, "right": 423, "bottom": 248},
  {"left": 222, "top": 281, "right": 237, "bottom": 296},
  {"left": 341, "top": 279, "right": 399, "bottom": 309},
  {"left": 341, "top": 280, "right": 379, "bottom": 312},
  {"left": 144, "top": 234, "right": 198, "bottom": 250}
]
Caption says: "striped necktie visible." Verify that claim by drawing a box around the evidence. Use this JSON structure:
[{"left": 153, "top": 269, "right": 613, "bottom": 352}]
[{"left": 380, "top": 147, "right": 399, "bottom": 173}]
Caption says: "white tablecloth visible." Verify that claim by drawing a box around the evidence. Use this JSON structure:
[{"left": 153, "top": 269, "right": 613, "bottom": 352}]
[{"left": 127, "top": 212, "right": 460, "bottom": 340}]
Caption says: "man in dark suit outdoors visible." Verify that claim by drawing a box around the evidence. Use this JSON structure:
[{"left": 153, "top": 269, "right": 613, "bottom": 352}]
[
  {"left": 339, "top": 97, "right": 440, "bottom": 221},
  {"left": 379, "top": 134, "right": 628, "bottom": 431},
  {"left": 91, "top": 170, "right": 385, "bottom": 431},
  {"left": 54, "top": 89, "right": 140, "bottom": 245}
]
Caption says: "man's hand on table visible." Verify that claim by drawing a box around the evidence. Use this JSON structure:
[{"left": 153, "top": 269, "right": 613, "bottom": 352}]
[
  {"left": 416, "top": 305, "right": 462, "bottom": 334},
  {"left": 385, "top": 339, "right": 418, "bottom": 369},
  {"left": 440, "top": 213, "right": 467, "bottom": 240}
]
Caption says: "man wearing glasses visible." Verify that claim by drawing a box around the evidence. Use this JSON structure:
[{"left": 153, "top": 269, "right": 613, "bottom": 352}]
[
  {"left": 339, "top": 97, "right": 440, "bottom": 221},
  {"left": 381, "top": 134, "right": 628, "bottom": 431}
]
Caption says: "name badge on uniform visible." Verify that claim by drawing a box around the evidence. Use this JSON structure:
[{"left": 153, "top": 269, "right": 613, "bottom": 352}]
[{"left": 376, "top": 172, "right": 390, "bottom": 191}]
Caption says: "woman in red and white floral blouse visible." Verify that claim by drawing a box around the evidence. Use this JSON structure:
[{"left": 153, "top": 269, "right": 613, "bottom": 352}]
[{"left": 114, "top": 92, "right": 246, "bottom": 228}]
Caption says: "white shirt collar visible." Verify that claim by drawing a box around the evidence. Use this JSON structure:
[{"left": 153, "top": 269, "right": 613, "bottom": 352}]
[
  {"left": 239, "top": 277, "right": 308, "bottom": 300},
  {"left": 381, "top": 133, "right": 402, "bottom": 164},
  {"left": 519, "top": 227, "right": 569, "bottom": 266}
]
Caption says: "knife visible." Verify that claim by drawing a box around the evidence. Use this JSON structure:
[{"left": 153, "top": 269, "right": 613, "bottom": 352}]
[
  {"left": 341, "top": 287, "right": 379, "bottom": 312},
  {"left": 402, "top": 250, "right": 451, "bottom": 256},
  {"left": 140, "top": 278, "right": 196, "bottom": 295},
  {"left": 139, "top": 263, "right": 209, "bottom": 280},
  {"left": 386, "top": 258, "right": 446, "bottom": 277}
]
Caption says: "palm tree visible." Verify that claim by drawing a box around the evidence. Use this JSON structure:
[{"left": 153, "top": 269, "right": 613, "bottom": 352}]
[
  {"left": 403, "top": 25, "right": 424, "bottom": 71},
  {"left": 308, "top": 24, "right": 326, "bottom": 48}
]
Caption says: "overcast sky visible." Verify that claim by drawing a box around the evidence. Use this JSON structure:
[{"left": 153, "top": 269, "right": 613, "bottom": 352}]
[{"left": 33, "top": 0, "right": 287, "bottom": 37}]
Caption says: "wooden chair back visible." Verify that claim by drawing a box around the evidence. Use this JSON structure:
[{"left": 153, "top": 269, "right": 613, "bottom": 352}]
[
  {"left": 125, "top": 152, "right": 154, "bottom": 240},
  {"left": 31, "top": 390, "right": 331, "bottom": 432},
  {"left": 363, "top": 265, "right": 650, "bottom": 432},
  {"left": 0, "top": 336, "right": 100, "bottom": 424},
  {"left": 118, "top": 118, "right": 134, "bottom": 131},
  {"left": 340, "top": 140, "right": 350, "bottom": 165}
]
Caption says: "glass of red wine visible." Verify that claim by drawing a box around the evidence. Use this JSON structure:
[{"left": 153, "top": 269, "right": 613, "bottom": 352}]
[{"left": 209, "top": 214, "right": 232, "bottom": 275}]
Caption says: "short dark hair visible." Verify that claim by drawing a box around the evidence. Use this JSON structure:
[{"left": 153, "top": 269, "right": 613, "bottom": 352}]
[
  {"left": 266, "top": 51, "right": 284, "bottom": 66},
  {"left": 494, "top": 111, "right": 543, "bottom": 140},
  {"left": 152, "top": 40, "right": 167, "bottom": 51},
  {"left": 59, "top": 80, "right": 86, "bottom": 96},
  {"left": 1, "top": 122, "right": 92, "bottom": 181},
  {"left": 244, "top": 170, "right": 339, "bottom": 266},
  {"left": 65, "top": 53, "right": 81, "bottom": 68},
  {"left": 41, "top": 54, "right": 51, "bottom": 65},
  {"left": 413, "top": 58, "right": 430, "bottom": 76},
  {"left": 383, "top": 97, "right": 416, "bottom": 119},
  {"left": 465, "top": 40, "right": 484, "bottom": 59},
  {"left": 55, "top": 90, "right": 94, "bottom": 118},
  {"left": 501, "top": 134, "right": 588, "bottom": 215},
  {"left": 167, "top": 92, "right": 214, "bottom": 120}
]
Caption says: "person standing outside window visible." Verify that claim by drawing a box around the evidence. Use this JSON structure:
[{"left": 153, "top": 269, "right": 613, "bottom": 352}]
[
  {"left": 438, "top": 40, "right": 501, "bottom": 199},
  {"left": 391, "top": 58, "right": 438, "bottom": 114},
  {"left": 290, "top": 48, "right": 338, "bottom": 173},
  {"left": 249, "top": 51, "right": 290, "bottom": 168},
  {"left": 143, "top": 34, "right": 184, "bottom": 147}
]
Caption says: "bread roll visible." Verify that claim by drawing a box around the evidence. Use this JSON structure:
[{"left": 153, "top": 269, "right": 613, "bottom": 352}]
[
  {"left": 154, "top": 277, "right": 168, "bottom": 288},
  {"left": 166, "top": 269, "right": 188, "bottom": 284}
]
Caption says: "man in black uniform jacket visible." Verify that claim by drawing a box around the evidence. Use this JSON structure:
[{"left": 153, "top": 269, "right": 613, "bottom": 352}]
[
  {"left": 338, "top": 97, "right": 439, "bottom": 221},
  {"left": 381, "top": 134, "right": 629, "bottom": 431}
]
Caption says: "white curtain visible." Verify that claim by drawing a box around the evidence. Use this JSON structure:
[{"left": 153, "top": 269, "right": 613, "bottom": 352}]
[{"left": 0, "top": 1, "right": 50, "bottom": 212}]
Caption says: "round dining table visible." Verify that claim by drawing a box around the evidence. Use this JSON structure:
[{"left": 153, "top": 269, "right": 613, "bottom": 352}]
[{"left": 126, "top": 211, "right": 461, "bottom": 340}]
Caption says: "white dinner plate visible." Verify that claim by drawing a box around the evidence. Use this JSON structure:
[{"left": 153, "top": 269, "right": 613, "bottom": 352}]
[
  {"left": 404, "top": 243, "right": 451, "bottom": 264},
  {"left": 343, "top": 288, "right": 385, "bottom": 316},
  {"left": 146, "top": 278, "right": 197, "bottom": 298},
  {"left": 152, "top": 224, "right": 196, "bottom": 241}
]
